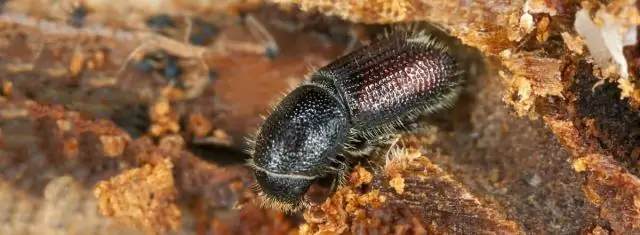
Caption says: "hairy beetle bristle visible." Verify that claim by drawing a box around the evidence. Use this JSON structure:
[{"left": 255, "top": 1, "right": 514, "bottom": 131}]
[
  {"left": 255, "top": 191, "right": 306, "bottom": 213},
  {"left": 418, "top": 85, "right": 462, "bottom": 114},
  {"left": 335, "top": 172, "right": 348, "bottom": 190},
  {"left": 342, "top": 142, "right": 377, "bottom": 157},
  {"left": 244, "top": 135, "right": 255, "bottom": 144},
  {"left": 382, "top": 23, "right": 448, "bottom": 51},
  {"left": 248, "top": 169, "right": 308, "bottom": 213},
  {"left": 243, "top": 132, "right": 258, "bottom": 155},
  {"left": 324, "top": 165, "right": 340, "bottom": 173},
  {"left": 244, "top": 119, "right": 267, "bottom": 156},
  {"left": 245, "top": 158, "right": 259, "bottom": 170},
  {"left": 303, "top": 65, "right": 320, "bottom": 78},
  {"left": 249, "top": 181, "right": 262, "bottom": 192}
]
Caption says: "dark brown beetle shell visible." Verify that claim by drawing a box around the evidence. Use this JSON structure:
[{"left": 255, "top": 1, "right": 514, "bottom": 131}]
[{"left": 249, "top": 30, "right": 464, "bottom": 212}]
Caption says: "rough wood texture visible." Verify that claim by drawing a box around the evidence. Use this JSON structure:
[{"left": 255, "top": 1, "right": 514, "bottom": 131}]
[{"left": 0, "top": 0, "right": 639, "bottom": 234}]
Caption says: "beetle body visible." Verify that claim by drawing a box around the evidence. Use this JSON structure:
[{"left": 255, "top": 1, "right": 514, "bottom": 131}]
[{"left": 248, "top": 29, "right": 464, "bottom": 212}]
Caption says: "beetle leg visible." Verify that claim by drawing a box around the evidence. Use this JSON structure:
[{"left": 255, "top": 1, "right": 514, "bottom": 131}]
[{"left": 328, "top": 158, "right": 350, "bottom": 195}]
